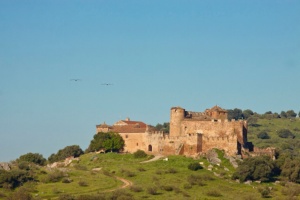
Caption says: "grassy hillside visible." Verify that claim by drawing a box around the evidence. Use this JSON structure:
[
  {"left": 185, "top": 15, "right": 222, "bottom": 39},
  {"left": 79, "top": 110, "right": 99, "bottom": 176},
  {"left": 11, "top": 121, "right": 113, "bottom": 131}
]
[
  {"left": 2, "top": 118, "right": 300, "bottom": 199},
  {"left": 247, "top": 118, "right": 300, "bottom": 151},
  {"left": 1, "top": 152, "right": 296, "bottom": 200}
]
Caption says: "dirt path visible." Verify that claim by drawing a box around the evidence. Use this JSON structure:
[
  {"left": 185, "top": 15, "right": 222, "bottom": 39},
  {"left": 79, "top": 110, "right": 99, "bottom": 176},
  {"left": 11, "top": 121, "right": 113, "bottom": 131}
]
[
  {"left": 140, "top": 155, "right": 164, "bottom": 163},
  {"left": 116, "top": 176, "right": 133, "bottom": 188},
  {"left": 104, "top": 176, "right": 133, "bottom": 193}
]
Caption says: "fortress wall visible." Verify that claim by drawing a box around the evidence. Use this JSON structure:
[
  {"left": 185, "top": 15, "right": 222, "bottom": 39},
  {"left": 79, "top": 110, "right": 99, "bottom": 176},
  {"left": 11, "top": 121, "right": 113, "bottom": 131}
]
[
  {"left": 119, "top": 132, "right": 146, "bottom": 153},
  {"left": 180, "top": 120, "right": 238, "bottom": 137},
  {"left": 202, "top": 135, "right": 238, "bottom": 156},
  {"left": 182, "top": 133, "right": 202, "bottom": 156}
]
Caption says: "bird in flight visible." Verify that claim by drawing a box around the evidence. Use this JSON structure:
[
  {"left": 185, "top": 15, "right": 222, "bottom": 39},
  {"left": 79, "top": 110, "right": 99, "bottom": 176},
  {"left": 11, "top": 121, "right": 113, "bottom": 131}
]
[
  {"left": 70, "top": 79, "right": 82, "bottom": 82},
  {"left": 101, "top": 83, "right": 113, "bottom": 86}
]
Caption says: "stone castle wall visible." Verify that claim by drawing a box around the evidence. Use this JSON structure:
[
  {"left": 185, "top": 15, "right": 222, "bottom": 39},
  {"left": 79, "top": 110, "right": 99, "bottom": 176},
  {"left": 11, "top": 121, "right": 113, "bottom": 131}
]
[{"left": 96, "top": 106, "right": 254, "bottom": 158}]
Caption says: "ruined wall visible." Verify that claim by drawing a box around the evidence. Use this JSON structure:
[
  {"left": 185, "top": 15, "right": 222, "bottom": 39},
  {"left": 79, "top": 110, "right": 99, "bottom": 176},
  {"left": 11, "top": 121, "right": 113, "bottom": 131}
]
[
  {"left": 202, "top": 135, "right": 238, "bottom": 156},
  {"left": 179, "top": 119, "right": 246, "bottom": 156},
  {"left": 182, "top": 133, "right": 202, "bottom": 156},
  {"left": 118, "top": 132, "right": 146, "bottom": 153}
]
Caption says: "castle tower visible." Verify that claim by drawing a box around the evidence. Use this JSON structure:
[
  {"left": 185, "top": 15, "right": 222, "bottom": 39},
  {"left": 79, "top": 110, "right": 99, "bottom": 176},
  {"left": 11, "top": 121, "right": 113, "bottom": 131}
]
[
  {"left": 205, "top": 105, "right": 228, "bottom": 120},
  {"left": 170, "top": 107, "right": 185, "bottom": 137}
]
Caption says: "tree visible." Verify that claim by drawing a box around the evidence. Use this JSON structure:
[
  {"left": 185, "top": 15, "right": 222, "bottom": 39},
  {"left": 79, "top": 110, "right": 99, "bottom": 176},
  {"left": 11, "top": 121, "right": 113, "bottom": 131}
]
[
  {"left": 286, "top": 110, "right": 297, "bottom": 118},
  {"left": 48, "top": 145, "right": 84, "bottom": 163},
  {"left": 227, "top": 108, "right": 243, "bottom": 120},
  {"left": 257, "top": 131, "right": 270, "bottom": 139},
  {"left": 103, "top": 132, "right": 125, "bottom": 152},
  {"left": 155, "top": 122, "right": 170, "bottom": 133},
  {"left": 280, "top": 111, "right": 287, "bottom": 118},
  {"left": 281, "top": 158, "right": 300, "bottom": 183},
  {"left": 277, "top": 129, "right": 295, "bottom": 139},
  {"left": 242, "top": 109, "right": 254, "bottom": 119},
  {"left": 17, "top": 153, "right": 46, "bottom": 166},
  {"left": 86, "top": 132, "right": 124, "bottom": 153},
  {"left": 232, "top": 156, "right": 276, "bottom": 182},
  {"left": 0, "top": 169, "right": 33, "bottom": 189}
]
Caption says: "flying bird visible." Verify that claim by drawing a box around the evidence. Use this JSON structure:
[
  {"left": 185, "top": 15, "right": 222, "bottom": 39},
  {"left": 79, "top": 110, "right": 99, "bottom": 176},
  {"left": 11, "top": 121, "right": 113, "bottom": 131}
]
[
  {"left": 101, "top": 83, "right": 113, "bottom": 86},
  {"left": 70, "top": 79, "right": 81, "bottom": 81}
]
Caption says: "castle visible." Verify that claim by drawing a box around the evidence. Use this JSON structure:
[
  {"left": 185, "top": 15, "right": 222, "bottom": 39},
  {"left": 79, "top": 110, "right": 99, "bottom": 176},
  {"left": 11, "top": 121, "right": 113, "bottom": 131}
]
[{"left": 96, "top": 106, "right": 275, "bottom": 158}]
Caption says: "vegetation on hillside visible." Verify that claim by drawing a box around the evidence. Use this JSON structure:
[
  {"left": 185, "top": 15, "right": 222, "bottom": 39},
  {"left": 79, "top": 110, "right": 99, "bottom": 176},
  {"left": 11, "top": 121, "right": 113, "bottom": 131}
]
[
  {"left": 48, "top": 145, "right": 84, "bottom": 163},
  {"left": 85, "top": 132, "right": 125, "bottom": 153},
  {"left": 1, "top": 108, "right": 300, "bottom": 199}
]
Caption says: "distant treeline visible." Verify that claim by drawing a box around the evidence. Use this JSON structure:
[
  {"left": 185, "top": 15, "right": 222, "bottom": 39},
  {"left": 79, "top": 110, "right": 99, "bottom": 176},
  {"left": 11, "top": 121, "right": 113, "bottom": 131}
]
[{"left": 227, "top": 109, "right": 299, "bottom": 126}]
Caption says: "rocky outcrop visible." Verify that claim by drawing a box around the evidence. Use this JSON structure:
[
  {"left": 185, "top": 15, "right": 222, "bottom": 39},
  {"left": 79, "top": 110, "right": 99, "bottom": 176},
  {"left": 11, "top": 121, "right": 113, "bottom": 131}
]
[
  {"left": 0, "top": 162, "right": 11, "bottom": 171},
  {"left": 47, "top": 156, "right": 80, "bottom": 169}
]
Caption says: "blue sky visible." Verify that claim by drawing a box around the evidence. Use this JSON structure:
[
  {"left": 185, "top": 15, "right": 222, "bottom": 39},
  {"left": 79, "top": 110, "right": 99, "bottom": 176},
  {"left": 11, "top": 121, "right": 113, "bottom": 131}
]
[{"left": 0, "top": 0, "right": 299, "bottom": 162}]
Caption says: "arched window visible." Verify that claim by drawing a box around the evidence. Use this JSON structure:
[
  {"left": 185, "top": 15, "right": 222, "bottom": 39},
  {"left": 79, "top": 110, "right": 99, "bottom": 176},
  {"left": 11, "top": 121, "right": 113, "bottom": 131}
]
[{"left": 148, "top": 145, "right": 152, "bottom": 152}]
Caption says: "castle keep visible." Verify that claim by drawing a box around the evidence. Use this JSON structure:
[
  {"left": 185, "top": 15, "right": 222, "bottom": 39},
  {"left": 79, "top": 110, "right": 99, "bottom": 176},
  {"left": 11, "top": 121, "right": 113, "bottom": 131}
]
[{"left": 96, "top": 106, "right": 272, "bottom": 157}]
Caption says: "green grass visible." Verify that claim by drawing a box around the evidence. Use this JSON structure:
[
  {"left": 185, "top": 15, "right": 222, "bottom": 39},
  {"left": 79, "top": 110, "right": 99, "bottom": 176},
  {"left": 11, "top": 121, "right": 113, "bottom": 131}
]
[
  {"left": 248, "top": 118, "right": 300, "bottom": 150},
  {"left": 1, "top": 152, "right": 293, "bottom": 200},
  {"left": 3, "top": 118, "right": 300, "bottom": 199}
]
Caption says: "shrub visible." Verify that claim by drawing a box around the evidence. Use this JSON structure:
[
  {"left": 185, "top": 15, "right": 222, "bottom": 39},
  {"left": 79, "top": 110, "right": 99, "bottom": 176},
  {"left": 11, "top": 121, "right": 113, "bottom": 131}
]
[
  {"left": 187, "top": 175, "right": 206, "bottom": 186},
  {"left": 52, "top": 188, "right": 62, "bottom": 194},
  {"left": 183, "top": 183, "right": 192, "bottom": 189},
  {"left": 258, "top": 187, "right": 271, "bottom": 198},
  {"left": 161, "top": 185, "right": 173, "bottom": 191},
  {"left": 147, "top": 186, "right": 158, "bottom": 195},
  {"left": 182, "top": 191, "right": 191, "bottom": 197},
  {"left": 58, "top": 194, "right": 75, "bottom": 200},
  {"left": 257, "top": 131, "right": 270, "bottom": 139},
  {"left": 278, "top": 129, "right": 295, "bottom": 139},
  {"left": 206, "top": 190, "right": 222, "bottom": 197},
  {"left": 110, "top": 189, "right": 133, "bottom": 200},
  {"left": 44, "top": 170, "right": 64, "bottom": 183},
  {"left": 62, "top": 178, "right": 72, "bottom": 183},
  {"left": 102, "top": 170, "right": 112, "bottom": 177},
  {"left": 18, "top": 152, "right": 46, "bottom": 166},
  {"left": 78, "top": 180, "right": 88, "bottom": 187},
  {"left": 133, "top": 150, "right": 147, "bottom": 158},
  {"left": 281, "top": 183, "right": 300, "bottom": 197},
  {"left": 232, "top": 156, "right": 276, "bottom": 182},
  {"left": 48, "top": 145, "right": 84, "bottom": 163},
  {"left": 18, "top": 161, "right": 30, "bottom": 170},
  {"left": 188, "top": 162, "right": 203, "bottom": 171},
  {"left": 166, "top": 168, "right": 177, "bottom": 174},
  {"left": 0, "top": 169, "right": 33, "bottom": 189},
  {"left": 125, "top": 171, "right": 136, "bottom": 177},
  {"left": 137, "top": 167, "right": 146, "bottom": 172},
  {"left": 6, "top": 188, "right": 33, "bottom": 200},
  {"left": 130, "top": 185, "right": 143, "bottom": 192}
]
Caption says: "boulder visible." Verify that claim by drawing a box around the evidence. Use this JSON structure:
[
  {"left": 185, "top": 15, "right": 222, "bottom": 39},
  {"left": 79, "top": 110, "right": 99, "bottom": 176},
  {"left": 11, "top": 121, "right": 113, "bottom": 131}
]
[{"left": 0, "top": 162, "right": 11, "bottom": 171}]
